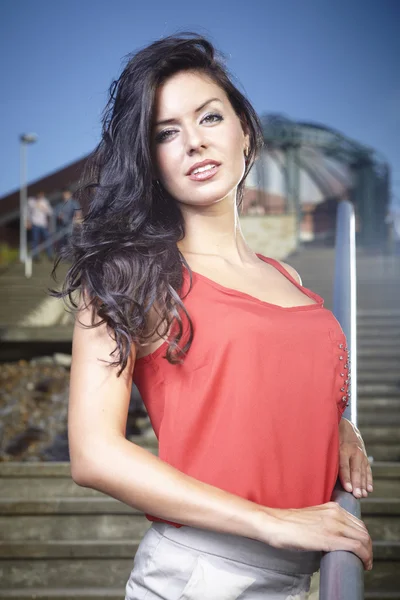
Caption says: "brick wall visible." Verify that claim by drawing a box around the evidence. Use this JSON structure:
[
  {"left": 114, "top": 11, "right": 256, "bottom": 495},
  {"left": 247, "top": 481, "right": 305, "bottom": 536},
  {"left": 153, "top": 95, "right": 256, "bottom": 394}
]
[{"left": 239, "top": 214, "right": 297, "bottom": 259}]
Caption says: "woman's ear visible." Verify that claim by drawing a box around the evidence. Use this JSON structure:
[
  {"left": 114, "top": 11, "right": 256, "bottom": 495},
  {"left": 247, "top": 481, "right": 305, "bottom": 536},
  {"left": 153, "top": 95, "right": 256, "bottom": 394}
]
[
  {"left": 241, "top": 122, "right": 250, "bottom": 154},
  {"left": 243, "top": 132, "right": 250, "bottom": 159}
]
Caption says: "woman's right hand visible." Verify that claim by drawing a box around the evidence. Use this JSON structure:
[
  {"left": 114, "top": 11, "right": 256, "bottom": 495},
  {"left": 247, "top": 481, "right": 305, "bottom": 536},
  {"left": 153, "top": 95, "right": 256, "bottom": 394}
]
[{"left": 261, "top": 502, "right": 373, "bottom": 570}]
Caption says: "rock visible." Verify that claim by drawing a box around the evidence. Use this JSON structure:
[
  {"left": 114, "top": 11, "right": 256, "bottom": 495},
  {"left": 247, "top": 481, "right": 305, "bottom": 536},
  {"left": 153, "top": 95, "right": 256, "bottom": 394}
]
[
  {"left": 5, "top": 426, "right": 47, "bottom": 456},
  {"left": 34, "top": 376, "right": 65, "bottom": 395},
  {"left": 0, "top": 359, "right": 70, "bottom": 462},
  {"left": 41, "top": 430, "right": 70, "bottom": 461},
  {"left": 30, "top": 356, "right": 55, "bottom": 365},
  {"left": 53, "top": 353, "right": 72, "bottom": 367}
]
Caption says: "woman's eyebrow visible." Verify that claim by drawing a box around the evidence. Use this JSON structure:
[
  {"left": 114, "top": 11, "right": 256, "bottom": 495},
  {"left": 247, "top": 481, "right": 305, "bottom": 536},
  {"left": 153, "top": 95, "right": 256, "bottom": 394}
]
[{"left": 155, "top": 98, "right": 223, "bottom": 127}]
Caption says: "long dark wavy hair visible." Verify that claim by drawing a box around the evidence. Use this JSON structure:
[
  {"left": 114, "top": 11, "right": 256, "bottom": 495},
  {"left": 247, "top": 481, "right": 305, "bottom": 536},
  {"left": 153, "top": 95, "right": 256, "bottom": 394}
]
[{"left": 52, "top": 32, "right": 264, "bottom": 375}]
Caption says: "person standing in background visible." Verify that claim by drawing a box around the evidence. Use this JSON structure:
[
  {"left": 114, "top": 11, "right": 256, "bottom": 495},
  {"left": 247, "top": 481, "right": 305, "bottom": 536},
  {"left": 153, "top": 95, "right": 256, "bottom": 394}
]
[
  {"left": 27, "top": 191, "right": 53, "bottom": 261},
  {"left": 55, "top": 188, "right": 82, "bottom": 251}
]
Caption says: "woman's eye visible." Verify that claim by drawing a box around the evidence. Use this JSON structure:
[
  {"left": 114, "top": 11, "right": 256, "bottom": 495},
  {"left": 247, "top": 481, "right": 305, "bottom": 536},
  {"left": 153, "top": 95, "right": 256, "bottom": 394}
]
[
  {"left": 155, "top": 113, "right": 223, "bottom": 143},
  {"left": 155, "top": 129, "right": 176, "bottom": 143},
  {"left": 202, "top": 113, "right": 223, "bottom": 124}
]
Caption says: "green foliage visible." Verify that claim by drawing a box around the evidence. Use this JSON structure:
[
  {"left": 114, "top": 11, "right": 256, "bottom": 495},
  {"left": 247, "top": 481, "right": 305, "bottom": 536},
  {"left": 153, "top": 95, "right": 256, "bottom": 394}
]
[{"left": 0, "top": 244, "right": 19, "bottom": 267}]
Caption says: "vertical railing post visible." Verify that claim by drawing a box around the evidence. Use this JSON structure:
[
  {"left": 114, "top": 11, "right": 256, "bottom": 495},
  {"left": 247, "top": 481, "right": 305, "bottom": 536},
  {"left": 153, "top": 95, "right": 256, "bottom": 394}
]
[
  {"left": 319, "top": 200, "right": 363, "bottom": 600},
  {"left": 333, "top": 200, "right": 358, "bottom": 427}
]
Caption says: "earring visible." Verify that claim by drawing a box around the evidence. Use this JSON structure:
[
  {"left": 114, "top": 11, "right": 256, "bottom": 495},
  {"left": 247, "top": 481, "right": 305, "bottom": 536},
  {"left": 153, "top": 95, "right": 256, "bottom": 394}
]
[{"left": 244, "top": 147, "right": 250, "bottom": 158}]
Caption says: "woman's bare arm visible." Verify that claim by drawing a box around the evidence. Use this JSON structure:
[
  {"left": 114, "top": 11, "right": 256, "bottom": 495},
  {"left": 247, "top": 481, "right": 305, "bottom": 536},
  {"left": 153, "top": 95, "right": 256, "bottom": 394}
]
[
  {"left": 69, "top": 303, "right": 270, "bottom": 540},
  {"left": 69, "top": 302, "right": 372, "bottom": 569}
]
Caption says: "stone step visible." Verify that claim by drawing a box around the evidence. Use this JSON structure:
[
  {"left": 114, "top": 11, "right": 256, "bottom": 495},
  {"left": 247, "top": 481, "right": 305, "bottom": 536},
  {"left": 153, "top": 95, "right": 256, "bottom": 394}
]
[
  {"left": 365, "top": 594, "right": 400, "bottom": 599},
  {"left": 357, "top": 323, "right": 400, "bottom": 330},
  {"left": 357, "top": 338, "right": 400, "bottom": 349},
  {"left": 0, "top": 557, "right": 133, "bottom": 589},
  {"left": 358, "top": 334, "right": 400, "bottom": 345},
  {"left": 0, "top": 497, "right": 139, "bottom": 515},
  {"left": 0, "top": 542, "right": 400, "bottom": 598},
  {"left": 361, "top": 498, "right": 400, "bottom": 542},
  {"left": 368, "top": 446, "right": 400, "bottom": 461},
  {"left": 8, "top": 472, "right": 400, "bottom": 504},
  {"left": 0, "top": 470, "right": 154, "bottom": 500},
  {"left": 0, "top": 462, "right": 134, "bottom": 478},
  {"left": 364, "top": 546, "right": 400, "bottom": 593},
  {"left": 369, "top": 463, "right": 400, "bottom": 479},
  {"left": 361, "top": 499, "right": 400, "bottom": 521},
  {"left": 357, "top": 322, "right": 400, "bottom": 331},
  {"left": 357, "top": 348, "right": 400, "bottom": 358},
  {"left": 0, "top": 478, "right": 113, "bottom": 500},
  {"left": 359, "top": 399, "right": 400, "bottom": 410},
  {"left": 358, "top": 384, "right": 400, "bottom": 397},
  {"left": 360, "top": 428, "right": 400, "bottom": 444},
  {"left": 358, "top": 413, "right": 400, "bottom": 427},
  {"left": 0, "top": 292, "right": 62, "bottom": 301},
  {"left": 0, "top": 479, "right": 395, "bottom": 514},
  {"left": 364, "top": 465, "right": 400, "bottom": 496},
  {"left": 357, "top": 322, "right": 400, "bottom": 330},
  {"left": 357, "top": 317, "right": 400, "bottom": 324},
  {"left": 0, "top": 462, "right": 397, "bottom": 496},
  {"left": 0, "top": 512, "right": 149, "bottom": 542},
  {"left": 0, "top": 590, "right": 124, "bottom": 600},
  {"left": 357, "top": 372, "right": 400, "bottom": 382},
  {"left": 357, "top": 311, "right": 400, "bottom": 318},
  {"left": 0, "top": 325, "right": 74, "bottom": 342},
  {"left": 2, "top": 488, "right": 398, "bottom": 513},
  {"left": 1, "top": 499, "right": 399, "bottom": 544},
  {"left": 366, "top": 480, "right": 400, "bottom": 497},
  {"left": 0, "top": 281, "right": 55, "bottom": 289},
  {"left": 0, "top": 540, "right": 141, "bottom": 559},
  {"left": 0, "top": 461, "right": 384, "bottom": 477},
  {"left": 372, "top": 542, "right": 400, "bottom": 561},
  {"left": 364, "top": 515, "right": 400, "bottom": 543},
  {"left": 361, "top": 499, "right": 400, "bottom": 514},
  {"left": 0, "top": 542, "right": 398, "bottom": 590},
  {"left": 359, "top": 397, "right": 400, "bottom": 409},
  {"left": 357, "top": 358, "right": 400, "bottom": 369},
  {"left": 357, "top": 328, "right": 400, "bottom": 336},
  {"left": 358, "top": 328, "right": 400, "bottom": 337},
  {"left": 357, "top": 366, "right": 400, "bottom": 376}
]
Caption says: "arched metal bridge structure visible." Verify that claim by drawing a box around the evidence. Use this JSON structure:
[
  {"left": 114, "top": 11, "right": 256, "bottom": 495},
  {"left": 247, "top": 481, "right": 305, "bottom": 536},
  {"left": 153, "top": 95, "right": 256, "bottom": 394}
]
[{"left": 244, "top": 114, "right": 390, "bottom": 248}]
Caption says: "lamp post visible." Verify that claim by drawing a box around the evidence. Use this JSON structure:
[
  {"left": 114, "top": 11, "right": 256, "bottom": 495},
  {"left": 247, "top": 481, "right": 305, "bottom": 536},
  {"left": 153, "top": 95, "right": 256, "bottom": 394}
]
[{"left": 19, "top": 133, "right": 38, "bottom": 262}]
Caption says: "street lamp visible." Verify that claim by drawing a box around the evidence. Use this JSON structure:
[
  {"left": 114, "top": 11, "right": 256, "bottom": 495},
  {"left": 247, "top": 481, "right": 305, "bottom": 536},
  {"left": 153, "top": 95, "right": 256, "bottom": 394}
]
[{"left": 19, "top": 133, "right": 38, "bottom": 262}]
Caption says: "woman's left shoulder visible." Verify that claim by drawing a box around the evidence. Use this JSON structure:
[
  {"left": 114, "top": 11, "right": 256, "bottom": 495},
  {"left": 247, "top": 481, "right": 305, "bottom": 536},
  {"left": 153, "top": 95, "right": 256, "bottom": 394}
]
[{"left": 276, "top": 260, "right": 302, "bottom": 286}]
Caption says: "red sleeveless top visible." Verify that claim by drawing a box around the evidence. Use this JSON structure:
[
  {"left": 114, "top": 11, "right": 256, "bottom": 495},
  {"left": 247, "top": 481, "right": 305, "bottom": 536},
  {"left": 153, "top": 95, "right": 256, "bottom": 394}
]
[{"left": 133, "top": 254, "right": 350, "bottom": 527}]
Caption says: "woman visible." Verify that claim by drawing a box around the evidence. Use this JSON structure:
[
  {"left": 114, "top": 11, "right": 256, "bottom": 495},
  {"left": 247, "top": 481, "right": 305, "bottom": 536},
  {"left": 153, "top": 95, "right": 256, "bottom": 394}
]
[{"left": 56, "top": 33, "right": 373, "bottom": 599}]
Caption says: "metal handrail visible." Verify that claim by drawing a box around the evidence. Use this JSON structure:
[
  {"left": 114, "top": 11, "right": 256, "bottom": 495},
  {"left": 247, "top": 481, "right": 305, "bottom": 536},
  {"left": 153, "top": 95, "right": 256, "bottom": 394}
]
[
  {"left": 333, "top": 201, "right": 358, "bottom": 427},
  {"left": 320, "top": 483, "right": 364, "bottom": 598},
  {"left": 319, "top": 200, "right": 363, "bottom": 599},
  {"left": 24, "top": 223, "right": 73, "bottom": 278}
]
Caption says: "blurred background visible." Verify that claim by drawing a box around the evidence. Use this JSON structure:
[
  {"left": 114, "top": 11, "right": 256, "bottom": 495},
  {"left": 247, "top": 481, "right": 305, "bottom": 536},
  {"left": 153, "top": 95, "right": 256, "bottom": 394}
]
[{"left": 0, "top": 1, "right": 399, "bottom": 597}]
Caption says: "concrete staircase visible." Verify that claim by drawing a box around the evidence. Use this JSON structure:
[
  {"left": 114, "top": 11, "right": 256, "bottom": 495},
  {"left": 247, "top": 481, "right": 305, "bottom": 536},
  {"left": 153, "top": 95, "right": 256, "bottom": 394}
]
[
  {"left": 0, "top": 460, "right": 154, "bottom": 599},
  {"left": 0, "top": 246, "right": 399, "bottom": 598},
  {"left": 0, "top": 461, "right": 399, "bottom": 598},
  {"left": 0, "top": 260, "right": 71, "bottom": 333}
]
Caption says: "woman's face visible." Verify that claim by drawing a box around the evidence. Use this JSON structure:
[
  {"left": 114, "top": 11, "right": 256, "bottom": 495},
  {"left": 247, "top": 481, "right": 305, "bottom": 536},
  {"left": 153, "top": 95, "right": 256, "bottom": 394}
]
[{"left": 152, "top": 70, "right": 249, "bottom": 208}]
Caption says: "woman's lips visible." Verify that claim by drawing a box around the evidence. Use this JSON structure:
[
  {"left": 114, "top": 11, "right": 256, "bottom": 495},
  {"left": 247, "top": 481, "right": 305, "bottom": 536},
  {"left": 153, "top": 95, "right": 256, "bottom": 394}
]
[{"left": 188, "top": 164, "right": 220, "bottom": 181}]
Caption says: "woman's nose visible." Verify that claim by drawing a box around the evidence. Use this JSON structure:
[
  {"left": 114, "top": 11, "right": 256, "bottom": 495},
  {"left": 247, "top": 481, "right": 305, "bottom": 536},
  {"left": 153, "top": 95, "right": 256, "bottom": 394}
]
[{"left": 184, "top": 127, "right": 206, "bottom": 155}]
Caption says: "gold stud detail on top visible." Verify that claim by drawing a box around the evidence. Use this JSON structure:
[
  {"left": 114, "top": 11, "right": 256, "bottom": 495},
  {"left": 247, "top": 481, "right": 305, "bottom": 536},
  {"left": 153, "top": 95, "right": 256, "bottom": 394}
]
[{"left": 337, "top": 341, "right": 351, "bottom": 407}]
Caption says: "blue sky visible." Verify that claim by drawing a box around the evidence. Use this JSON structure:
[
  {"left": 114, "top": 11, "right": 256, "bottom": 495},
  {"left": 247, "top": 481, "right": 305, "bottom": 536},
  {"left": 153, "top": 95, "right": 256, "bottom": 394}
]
[{"left": 0, "top": 0, "right": 399, "bottom": 207}]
